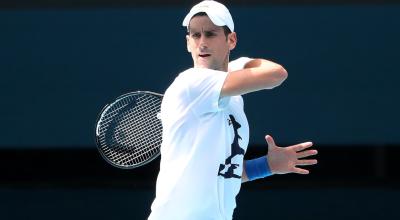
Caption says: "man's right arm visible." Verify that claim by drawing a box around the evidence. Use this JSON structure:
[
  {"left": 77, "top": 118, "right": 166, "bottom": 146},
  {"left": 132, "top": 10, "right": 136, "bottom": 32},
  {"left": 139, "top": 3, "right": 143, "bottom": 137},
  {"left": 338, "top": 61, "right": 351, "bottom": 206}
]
[{"left": 220, "top": 59, "right": 288, "bottom": 98}]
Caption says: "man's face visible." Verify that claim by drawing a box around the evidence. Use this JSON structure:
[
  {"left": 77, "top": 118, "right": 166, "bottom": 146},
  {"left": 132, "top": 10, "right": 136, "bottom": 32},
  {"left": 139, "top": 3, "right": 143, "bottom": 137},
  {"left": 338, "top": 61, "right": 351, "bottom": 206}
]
[{"left": 186, "top": 15, "right": 237, "bottom": 71}]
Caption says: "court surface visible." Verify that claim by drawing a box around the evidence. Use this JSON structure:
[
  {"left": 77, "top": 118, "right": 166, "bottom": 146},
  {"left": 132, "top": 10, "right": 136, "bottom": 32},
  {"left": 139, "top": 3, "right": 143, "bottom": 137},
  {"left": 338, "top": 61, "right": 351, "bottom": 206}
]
[{"left": 1, "top": 188, "right": 398, "bottom": 220}]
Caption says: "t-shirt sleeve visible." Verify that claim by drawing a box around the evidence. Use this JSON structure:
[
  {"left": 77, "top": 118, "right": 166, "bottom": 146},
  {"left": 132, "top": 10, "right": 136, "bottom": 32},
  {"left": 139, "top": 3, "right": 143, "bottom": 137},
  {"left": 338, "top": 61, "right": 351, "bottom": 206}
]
[
  {"left": 184, "top": 68, "right": 230, "bottom": 116},
  {"left": 228, "top": 57, "right": 254, "bottom": 72}
]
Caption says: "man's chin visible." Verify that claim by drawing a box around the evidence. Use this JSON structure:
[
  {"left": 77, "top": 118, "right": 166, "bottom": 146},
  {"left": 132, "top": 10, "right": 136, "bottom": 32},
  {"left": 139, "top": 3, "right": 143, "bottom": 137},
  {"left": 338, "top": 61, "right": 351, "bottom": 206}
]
[
  {"left": 195, "top": 62, "right": 211, "bottom": 69},
  {"left": 195, "top": 61, "right": 219, "bottom": 70},
  {"left": 196, "top": 64, "right": 210, "bottom": 69}
]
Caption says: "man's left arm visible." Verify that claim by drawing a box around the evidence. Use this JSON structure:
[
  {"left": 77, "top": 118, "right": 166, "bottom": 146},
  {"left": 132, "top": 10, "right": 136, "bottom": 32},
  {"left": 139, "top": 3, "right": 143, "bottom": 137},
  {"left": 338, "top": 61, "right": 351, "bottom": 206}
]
[{"left": 242, "top": 135, "right": 318, "bottom": 183}]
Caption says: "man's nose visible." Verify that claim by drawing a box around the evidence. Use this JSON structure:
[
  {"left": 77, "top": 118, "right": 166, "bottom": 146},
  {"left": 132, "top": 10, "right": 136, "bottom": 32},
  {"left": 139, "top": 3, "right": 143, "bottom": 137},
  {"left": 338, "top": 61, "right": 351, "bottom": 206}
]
[{"left": 199, "top": 35, "right": 208, "bottom": 49}]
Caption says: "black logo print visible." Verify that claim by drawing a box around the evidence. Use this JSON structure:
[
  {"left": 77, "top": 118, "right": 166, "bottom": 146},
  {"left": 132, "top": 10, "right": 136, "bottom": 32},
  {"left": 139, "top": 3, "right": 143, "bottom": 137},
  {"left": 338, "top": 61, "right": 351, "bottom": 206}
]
[{"left": 218, "top": 114, "right": 245, "bottom": 179}]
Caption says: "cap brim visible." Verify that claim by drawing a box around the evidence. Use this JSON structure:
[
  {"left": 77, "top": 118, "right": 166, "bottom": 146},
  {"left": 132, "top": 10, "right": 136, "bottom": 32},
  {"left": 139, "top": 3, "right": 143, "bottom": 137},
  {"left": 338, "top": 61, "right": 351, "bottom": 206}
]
[{"left": 182, "top": 9, "right": 226, "bottom": 28}]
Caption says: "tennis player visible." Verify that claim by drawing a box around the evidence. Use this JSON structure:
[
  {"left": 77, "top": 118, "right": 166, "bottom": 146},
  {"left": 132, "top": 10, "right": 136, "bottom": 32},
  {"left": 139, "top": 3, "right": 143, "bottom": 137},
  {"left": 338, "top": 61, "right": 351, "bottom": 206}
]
[{"left": 148, "top": 1, "right": 318, "bottom": 219}]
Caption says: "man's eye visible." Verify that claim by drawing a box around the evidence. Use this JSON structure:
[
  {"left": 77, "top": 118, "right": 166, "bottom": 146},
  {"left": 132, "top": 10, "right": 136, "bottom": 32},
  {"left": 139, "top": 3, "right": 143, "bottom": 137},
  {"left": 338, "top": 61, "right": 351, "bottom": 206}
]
[
  {"left": 192, "top": 33, "right": 201, "bottom": 38},
  {"left": 205, "top": 32, "right": 216, "bottom": 37}
]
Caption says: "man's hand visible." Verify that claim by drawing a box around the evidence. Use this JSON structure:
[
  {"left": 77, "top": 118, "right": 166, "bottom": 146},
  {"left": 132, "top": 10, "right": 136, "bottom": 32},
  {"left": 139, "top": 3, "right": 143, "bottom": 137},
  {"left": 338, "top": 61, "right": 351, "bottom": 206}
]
[{"left": 265, "top": 135, "right": 318, "bottom": 175}]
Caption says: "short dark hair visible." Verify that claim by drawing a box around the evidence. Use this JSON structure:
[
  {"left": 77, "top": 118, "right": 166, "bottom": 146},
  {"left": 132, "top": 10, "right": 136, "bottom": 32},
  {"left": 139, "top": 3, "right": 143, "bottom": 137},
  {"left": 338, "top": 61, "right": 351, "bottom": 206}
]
[{"left": 188, "top": 12, "right": 232, "bottom": 38}]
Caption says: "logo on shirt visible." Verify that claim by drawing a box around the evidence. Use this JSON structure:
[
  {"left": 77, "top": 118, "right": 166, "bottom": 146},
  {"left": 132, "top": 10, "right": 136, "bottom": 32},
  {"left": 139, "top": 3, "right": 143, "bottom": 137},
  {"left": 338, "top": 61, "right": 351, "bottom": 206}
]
[{"left": 218, "top": 114, "right": 245, "bottom": 179}]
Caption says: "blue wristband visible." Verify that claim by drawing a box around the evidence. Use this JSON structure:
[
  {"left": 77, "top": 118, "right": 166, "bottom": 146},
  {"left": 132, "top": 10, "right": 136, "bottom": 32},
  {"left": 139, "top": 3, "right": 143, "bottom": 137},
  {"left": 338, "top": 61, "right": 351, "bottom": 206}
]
[{"left": 245, "top": 156, "right": 272, "bottom": 181}]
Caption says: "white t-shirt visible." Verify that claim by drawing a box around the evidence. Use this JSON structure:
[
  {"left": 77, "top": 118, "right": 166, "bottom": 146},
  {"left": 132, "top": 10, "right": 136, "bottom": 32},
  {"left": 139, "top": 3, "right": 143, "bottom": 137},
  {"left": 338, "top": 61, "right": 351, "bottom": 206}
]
[{"left": 148, "top": 58, "right": 251, "bottom": 220}]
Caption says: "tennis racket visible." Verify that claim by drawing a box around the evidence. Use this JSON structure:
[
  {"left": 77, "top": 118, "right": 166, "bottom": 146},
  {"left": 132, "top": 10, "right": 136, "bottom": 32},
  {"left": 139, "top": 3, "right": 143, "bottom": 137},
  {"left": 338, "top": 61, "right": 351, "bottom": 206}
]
[{"left": 95, "top": 91, "right": 163, "bottom": 169}]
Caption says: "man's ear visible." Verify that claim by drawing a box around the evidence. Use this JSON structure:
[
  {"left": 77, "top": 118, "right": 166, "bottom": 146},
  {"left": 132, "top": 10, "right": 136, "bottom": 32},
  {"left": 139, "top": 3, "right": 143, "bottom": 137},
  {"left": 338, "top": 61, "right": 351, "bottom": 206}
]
[
  {"left": 186, "top": 35, "right": 191, "bottom": 53},
  {"left": 228, "top": 32, "right": 237, "bottom": 51}
]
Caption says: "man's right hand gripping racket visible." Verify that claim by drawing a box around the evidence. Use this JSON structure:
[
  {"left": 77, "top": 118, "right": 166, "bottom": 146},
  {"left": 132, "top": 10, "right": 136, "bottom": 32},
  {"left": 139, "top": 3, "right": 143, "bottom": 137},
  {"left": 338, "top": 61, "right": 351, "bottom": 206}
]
[{"left": 95, "top": 91, "right": 163, "bottom": 169}]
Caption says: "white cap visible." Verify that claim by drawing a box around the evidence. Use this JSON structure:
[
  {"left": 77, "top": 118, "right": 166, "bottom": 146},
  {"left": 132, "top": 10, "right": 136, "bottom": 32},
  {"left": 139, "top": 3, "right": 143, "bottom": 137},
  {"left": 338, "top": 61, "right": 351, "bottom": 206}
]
[{"left": 182, "top": 0, "right": 234, "bottom": 32}]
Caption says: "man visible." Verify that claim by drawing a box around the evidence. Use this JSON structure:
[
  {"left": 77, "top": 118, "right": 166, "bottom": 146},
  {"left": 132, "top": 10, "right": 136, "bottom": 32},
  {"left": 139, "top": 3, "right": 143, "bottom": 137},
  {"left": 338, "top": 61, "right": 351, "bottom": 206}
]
[{"left": 148, "top": 1, "right": 318, "bottom": 219}]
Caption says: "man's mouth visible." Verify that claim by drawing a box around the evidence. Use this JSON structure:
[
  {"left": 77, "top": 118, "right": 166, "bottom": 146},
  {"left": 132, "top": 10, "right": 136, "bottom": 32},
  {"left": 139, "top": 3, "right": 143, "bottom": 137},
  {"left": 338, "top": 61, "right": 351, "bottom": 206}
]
[{"left": 199, "top": 54, "right": 211, "bottom": 58}]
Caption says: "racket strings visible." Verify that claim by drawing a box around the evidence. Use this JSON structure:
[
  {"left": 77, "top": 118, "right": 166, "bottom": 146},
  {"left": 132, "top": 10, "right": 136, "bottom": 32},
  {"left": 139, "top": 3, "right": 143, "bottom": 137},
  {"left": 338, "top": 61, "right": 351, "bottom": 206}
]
[
  {"left": 97, "top": 93, "right": 162, "bottom": 167},
  {"left": 113, "top": 96, "right": 161, "bottom": 161},
  {"left": 103, "top": 107, "right": 159, "bottom": 164},
  {"left": 114, "top": 95, "right": 161, "bottom": 161}
]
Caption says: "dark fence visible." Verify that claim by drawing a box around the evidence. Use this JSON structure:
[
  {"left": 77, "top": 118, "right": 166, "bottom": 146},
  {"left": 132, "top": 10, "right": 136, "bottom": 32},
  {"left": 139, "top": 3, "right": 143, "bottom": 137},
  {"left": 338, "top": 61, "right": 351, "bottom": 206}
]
[{"left": 1, "top": 6, "right": 399, "bottom": 148}]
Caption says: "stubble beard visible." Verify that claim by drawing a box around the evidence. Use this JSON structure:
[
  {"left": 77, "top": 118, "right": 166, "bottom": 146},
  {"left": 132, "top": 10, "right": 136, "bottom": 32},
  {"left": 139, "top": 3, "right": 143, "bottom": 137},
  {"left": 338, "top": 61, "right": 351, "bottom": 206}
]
[{"left": 195, "top": 50, "right": 230, "bottom": 72}]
